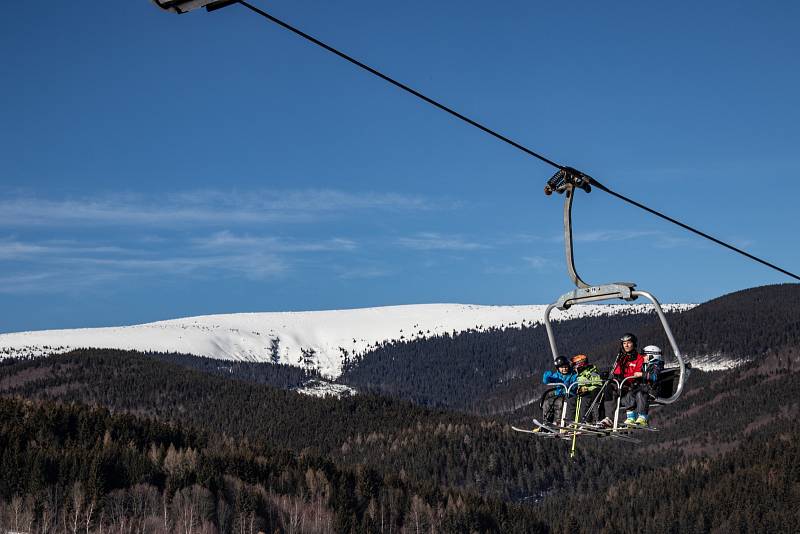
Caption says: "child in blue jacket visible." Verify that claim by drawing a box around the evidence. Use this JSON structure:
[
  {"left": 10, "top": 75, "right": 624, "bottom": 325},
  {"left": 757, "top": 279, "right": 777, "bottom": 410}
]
[{"left": 540, "top": 356, "right": 577, "bottom": 425}]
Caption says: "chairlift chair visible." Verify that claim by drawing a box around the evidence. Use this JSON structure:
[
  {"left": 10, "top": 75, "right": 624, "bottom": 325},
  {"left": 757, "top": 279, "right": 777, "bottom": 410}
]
[
  {"left": 542, "top": 168, "right": 688, "bottom": 406},
  {"left": 516, "top": 168, "right": 690, "bottom": 455}
]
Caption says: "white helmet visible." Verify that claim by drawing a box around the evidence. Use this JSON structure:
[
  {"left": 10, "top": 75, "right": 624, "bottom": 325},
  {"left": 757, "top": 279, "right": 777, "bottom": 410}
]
[{"left": 642, "top": 345, "right": 663, "bottom": 362}]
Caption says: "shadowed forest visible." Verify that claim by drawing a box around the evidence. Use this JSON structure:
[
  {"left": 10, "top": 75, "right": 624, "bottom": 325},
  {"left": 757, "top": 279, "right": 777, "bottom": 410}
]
[{"left": 0, "top": 284, "right": 798, "bottom": 533}]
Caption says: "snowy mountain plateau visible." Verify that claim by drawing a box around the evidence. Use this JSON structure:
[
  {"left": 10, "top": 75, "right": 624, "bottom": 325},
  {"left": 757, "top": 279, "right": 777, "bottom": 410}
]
[{"left": 0, "top": 303, "right": 696, "bottom": 379}]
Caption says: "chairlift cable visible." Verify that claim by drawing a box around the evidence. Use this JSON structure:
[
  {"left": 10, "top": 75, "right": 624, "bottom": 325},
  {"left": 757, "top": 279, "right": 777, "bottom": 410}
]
[
  {"left": 588, "top": 177, "right": 800, "bottom": 282},
  {"left": 237, "top": 1, "right": 563, "bottom": 170},
  {"left": 234, "top": 1, "right": 799, "bottom": 282}
]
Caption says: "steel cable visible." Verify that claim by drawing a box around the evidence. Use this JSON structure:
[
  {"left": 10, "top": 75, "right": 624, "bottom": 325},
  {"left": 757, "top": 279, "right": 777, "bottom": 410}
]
[{"left": 234, "top": 0, "right": 799, "bottom": 282}]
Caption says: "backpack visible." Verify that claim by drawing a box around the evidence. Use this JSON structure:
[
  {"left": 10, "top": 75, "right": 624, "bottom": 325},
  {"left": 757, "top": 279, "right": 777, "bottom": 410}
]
[{"left": 643, "top": 360, "right": 664, "bottom": 384}]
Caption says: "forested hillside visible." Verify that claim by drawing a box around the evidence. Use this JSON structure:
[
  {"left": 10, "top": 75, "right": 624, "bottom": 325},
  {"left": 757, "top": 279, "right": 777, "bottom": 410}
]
[
  {"left": 340, "top": 284, "right": 800, "bottom": 412},
  {"left": 2, "top": 347, "right": 798, "bottom": 532},
  {"left": 338, "top": 312, "right": 657, "bottom": 413},
  {"left": 649, "top": 283, "right": 800, "bottom": 360},
  {"left": 0, "top": 350, "right": 457, "bottom": 455},
  {"left": 539, "top": 419, "right": 800, "bottom": 533},
  {"left": 0, "top": 284, "right": 798, "bottom": 532},
  {"left": 3, "top": 351, "right": 653, "bottom": 502},
  {"left": 149, "top": 351, "right": 319, "bottom": 389},
  {"left": 0, "top": 396, "right": 546, "bottom": 533}
]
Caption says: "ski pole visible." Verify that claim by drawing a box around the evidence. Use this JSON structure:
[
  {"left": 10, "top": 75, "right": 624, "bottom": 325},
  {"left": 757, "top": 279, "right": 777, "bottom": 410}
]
[
  {"left": 582, "top": 377, "right": 610, "bottom": 424},
  {"left": 579, "top": 353, "right": 619, "bottom": 424},
  {"left": 570, "top": 395, "right": 581, "bottom": 458}
]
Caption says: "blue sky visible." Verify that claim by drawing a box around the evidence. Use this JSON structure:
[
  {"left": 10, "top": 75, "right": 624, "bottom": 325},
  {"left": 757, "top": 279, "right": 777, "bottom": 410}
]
[{"left": 1, "top": 1, "right": 798, "bottom": 332}]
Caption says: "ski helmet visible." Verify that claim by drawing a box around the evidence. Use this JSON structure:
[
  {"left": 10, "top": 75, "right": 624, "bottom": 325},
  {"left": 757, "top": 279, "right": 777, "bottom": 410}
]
[
  {"left": 643, "top": 345, "right": 663, "bottom": 362},
  {"left": 620, "top": 333, "right": 638, "bottom": 347},
  {"left": 554, "top": 356, "right": 570, "bottom": 368},
  {"left": 570, "top": 354, "right": 588, "bottom": 370}
]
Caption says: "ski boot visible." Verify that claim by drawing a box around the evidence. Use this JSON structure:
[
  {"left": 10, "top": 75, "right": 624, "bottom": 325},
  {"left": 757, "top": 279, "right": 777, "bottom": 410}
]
[{"left": 623, "top": 412, "right": 637, "bottom": 426}]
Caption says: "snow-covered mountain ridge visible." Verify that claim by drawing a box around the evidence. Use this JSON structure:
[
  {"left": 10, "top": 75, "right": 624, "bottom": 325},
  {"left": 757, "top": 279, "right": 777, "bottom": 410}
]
[{"left": 0, "top": 303, "right": 695, "bottom": 379}]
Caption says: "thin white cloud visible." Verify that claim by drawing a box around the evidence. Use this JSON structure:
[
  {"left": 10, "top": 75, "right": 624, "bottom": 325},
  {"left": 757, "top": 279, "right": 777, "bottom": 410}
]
[
  {"left": 0, "top": 233, "right": 290, "bottom": 294},
  {"left": 483, "top": 265, "right": 519, "bottom": 275},
  {"left": 0, "top": 239, "right": 50, "bottom": 259},
  {"left": 64, "top": 252, "right": 287, "bottom": 280},
  {"left": 0, "top": 189, "right": 444, "bottom": 228},
  {"left": 0, "top": 252, "right": 288, "bottom": 295},
  {"left": 0, "top": 272, "right": 61, "bottom": 294},
  {"left": 494, "top": 233, "right": 546, "bottom": 246},
  {"left": 614, "top": 167, "right": 699, "bottom": 181},
  {"left": 0, "top": 238, "right": 149, "bottom": 260},
  {"left": 573, "top": 230, "right": 659, "bottom": 242},
  {"left": 523, "top": 256, "right": 552, "bottom": 270},
  {"left": 0, "top": 270, "right": 124, "bottom": 295},
  {"left": 731, "top": 237, "right": 755, "bottom": 249},
  {"left": 551, "top": 228, "right": 719, "bottom": 251},
  {"left": 652, "top": 234, "right": 710, "bottom": 250},
  {"left": 336, "top": 266, "right": 394, "bottom": 280},
  {"left": 396, "top": 232, "right": 490, "bottom": 251},
  {"left": 195, "top": 231, "right": 358, "bottom": 252},
  {"left": 482, "top": 255, "right": 555, "bottom": 275}
]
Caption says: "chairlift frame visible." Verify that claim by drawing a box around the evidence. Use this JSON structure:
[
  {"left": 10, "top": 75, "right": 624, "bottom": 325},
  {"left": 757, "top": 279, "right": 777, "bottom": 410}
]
[{"left": 542, "top": 168, "right": 686, "bottom": 404}]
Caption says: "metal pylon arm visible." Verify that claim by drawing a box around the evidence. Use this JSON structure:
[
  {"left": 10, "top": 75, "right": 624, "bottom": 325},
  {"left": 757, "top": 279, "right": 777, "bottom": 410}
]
[{"left": 544, "top": 168, "right": 593, "bottom": 289}]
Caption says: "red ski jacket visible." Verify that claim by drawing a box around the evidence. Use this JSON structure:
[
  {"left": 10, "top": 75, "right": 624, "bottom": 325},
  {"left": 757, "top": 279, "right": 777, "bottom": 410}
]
[{"left": 613, "top": 352, "right": 644, "bottom": 380}]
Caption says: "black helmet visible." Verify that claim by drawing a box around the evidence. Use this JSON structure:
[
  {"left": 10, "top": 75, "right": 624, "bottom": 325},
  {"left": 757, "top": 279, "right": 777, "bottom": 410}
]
[
  {"left": 619, "top": 333, "right": 638, "bottom": 347},
  {"left": 554, "top": 356, "right": 570, "bottom": 368}
]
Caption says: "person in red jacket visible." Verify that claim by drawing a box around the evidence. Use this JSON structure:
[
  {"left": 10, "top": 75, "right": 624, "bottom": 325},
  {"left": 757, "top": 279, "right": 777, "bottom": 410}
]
[{"left": 612, "top": 333, "right": 650, "bottom": 426}]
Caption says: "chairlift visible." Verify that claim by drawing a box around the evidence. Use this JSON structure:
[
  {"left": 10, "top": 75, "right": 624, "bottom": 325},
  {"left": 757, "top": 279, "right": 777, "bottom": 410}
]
[
  {"left": 541, "top": 167, "right": 687, "bottom": 404},
  {"left": 511, "top": 169, "right": 690, "bottom": 454}
]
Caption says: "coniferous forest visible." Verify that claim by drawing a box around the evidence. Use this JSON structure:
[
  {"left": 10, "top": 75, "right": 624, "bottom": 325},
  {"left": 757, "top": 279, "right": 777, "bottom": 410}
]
[{"left": 0, "top": 284, "right": 799, "bottom": 533}]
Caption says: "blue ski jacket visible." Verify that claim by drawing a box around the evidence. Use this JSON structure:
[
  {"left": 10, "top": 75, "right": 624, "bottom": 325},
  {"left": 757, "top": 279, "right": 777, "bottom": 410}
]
[{"left": 542, "top": 369, "right": 577, "bottom": 397}]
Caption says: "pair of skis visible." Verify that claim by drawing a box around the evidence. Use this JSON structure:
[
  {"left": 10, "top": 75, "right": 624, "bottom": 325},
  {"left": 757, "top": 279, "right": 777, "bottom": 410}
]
[
  {"left": 513, "top": 419, "right": 657, "bottom": 443},
  {"left": 511, "top": 420, "right": 609, "bottom": 440}
]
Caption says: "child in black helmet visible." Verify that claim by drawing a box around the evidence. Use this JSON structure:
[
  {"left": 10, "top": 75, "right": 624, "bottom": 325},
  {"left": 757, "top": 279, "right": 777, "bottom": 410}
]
[{"left": 539, "top": 356, "right": 577, "bottom": 426}]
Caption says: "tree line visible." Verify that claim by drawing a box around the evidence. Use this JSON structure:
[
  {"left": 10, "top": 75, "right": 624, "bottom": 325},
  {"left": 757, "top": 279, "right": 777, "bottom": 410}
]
[{"left": 0, "top": 395, "right": 547, "bottom": 533}]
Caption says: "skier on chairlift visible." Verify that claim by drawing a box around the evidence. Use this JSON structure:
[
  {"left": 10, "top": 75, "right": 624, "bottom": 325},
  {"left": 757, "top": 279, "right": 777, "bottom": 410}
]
[
  {"left": 642, "top": 344, "right": 665, "bottom": 395},
  {"left": 570, "top": 354, "right": 612, "bottom": 427},
  {"left": 539, "top": 356, "right": 576, "bottom": 428},
  {"left": 612, "top": 333, "right": 650, "bottom": 426}
]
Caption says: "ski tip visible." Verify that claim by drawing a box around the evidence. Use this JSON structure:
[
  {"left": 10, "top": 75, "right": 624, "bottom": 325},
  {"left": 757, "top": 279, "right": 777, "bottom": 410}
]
[
  {"left": 511, "top": 422, "right": 559, "bottom": 437},
  {"left": 511, "top": 425, "right": 540, "bottom": 434}
]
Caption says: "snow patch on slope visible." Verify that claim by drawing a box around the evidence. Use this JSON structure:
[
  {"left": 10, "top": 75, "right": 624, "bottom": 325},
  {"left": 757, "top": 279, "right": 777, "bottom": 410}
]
[
  {"left": 295, "top": 379, "right": 357, "bottom": 399},
  {"left": 0, "top": 303, "right": 696, "bottom": 379},
  {"left": 689, "top": 352, "right": 750, "bottom": 371}
]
